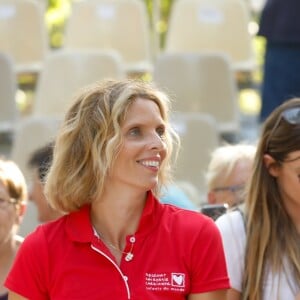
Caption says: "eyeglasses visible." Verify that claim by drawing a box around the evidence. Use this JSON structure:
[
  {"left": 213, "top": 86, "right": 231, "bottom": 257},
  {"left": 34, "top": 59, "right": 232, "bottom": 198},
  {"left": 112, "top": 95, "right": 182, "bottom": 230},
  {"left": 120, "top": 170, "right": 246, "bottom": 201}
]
[
  {"left": 0, "top": 197, "right": 17, "bottom": 209},
  {"left": 213, "top": 183, "right": 245, "bottom": 194},
  {"left": 213, "top": 183, "right": 245, "bottom": 205},
  {"left": 265, "top": 107, "right": 300, "bottom": 152}
]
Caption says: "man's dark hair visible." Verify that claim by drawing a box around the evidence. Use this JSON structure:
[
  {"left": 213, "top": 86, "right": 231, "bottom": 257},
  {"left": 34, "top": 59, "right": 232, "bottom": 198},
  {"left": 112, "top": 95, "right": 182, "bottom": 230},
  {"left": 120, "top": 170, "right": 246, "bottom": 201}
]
[{"left": 28, "top": 142, "right": 54, "bottom": 183}]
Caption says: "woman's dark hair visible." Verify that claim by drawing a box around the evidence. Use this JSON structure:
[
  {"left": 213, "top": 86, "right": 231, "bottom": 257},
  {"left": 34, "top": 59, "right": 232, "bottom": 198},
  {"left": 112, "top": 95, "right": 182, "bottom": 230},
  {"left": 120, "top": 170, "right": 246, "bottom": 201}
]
[{"left": 28, "top": 142, "right": 54, "bottom": 183}]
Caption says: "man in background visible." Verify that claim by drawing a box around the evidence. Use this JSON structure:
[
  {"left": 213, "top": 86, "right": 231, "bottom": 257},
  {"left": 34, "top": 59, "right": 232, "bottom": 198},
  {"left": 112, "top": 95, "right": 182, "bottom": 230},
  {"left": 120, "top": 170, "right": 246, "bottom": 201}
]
[{"left": 28, "top": 142, "right": 62, "bottom": 223}]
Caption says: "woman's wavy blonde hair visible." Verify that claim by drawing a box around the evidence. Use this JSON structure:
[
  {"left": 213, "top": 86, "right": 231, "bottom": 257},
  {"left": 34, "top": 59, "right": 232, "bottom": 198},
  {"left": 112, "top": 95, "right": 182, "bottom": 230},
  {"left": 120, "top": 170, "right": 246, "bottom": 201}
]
[
  {"left": 242, "top": 98, "right": 300, "bottom": 299},
  {"left": 45, "top": 79, "right": 179, "bottom": 213}
]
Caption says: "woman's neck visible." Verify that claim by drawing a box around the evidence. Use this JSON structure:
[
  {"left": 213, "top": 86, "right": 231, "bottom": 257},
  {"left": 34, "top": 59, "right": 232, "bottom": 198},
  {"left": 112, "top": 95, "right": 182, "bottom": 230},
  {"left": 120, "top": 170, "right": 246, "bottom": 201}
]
[{"left": 91, "top": 189, "right": 147, "bottom": 247}]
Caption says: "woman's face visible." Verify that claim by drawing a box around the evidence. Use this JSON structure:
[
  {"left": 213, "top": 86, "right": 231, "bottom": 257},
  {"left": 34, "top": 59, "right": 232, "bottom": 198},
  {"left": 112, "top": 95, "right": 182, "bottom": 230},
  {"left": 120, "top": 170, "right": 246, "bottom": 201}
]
[
  {"left": 273, "top": 150, "right": 300, "bottom": 216},
  {"left": 107, "top": 97, "right": 167, "bottom": 192},
  {"left": 0, "top": 180, "right": 20, "bottom": 246}
]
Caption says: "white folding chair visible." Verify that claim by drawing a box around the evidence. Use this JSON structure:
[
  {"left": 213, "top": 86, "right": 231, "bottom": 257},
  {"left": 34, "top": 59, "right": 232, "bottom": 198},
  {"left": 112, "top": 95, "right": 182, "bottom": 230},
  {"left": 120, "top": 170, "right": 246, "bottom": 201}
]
[
  {"left": 164, "top": 0, "right": 255, "bottom": 72},
  {"left": 153, "top": 52, "right": 240, "bottom": 135},
  {"left": 0, "top": 0, "right": 48, "bottom": 74},
  {"left": 0, "top": 52, "right": 18, "bottom": 134},
  {"left": 10, "top": 115, "right": 61, "bottom": 182},
  {"left": 11, "top": 115, "right": 60, "bottom": 237},
  {"left": 171, "top": 112, "right": 220, "bottom": 198},
  {"left": 31, "top": 49, "right": 126, "bottom": 118},
  {"left": 64, "top": 0, "right": 153, "bottom": 74}
]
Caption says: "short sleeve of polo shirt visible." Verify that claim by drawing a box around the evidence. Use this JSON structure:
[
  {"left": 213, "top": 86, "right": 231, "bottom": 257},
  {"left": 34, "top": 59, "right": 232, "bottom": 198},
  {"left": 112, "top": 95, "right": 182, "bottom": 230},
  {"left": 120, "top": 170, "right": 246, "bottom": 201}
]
[
  {"left": 5, "top": 226, "right": 50, "bottom": 299},
  {"left": 188, "top": 214, "right": 230, "bottom": 293}
]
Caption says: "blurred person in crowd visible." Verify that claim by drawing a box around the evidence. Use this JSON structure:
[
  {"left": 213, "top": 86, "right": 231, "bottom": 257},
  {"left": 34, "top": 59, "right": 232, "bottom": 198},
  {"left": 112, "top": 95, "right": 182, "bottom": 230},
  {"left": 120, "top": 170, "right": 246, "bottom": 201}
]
[
  {"left": 160, "top": 182, "right": 199, "bottom": 211},
  {"left": 0, "top": 158, "right": 27, "bottom": 300},
  {"left": 6, "top": 79, "right": 229, "bottom": 299},
  {"left": 216, "top": 98, "right": 300, "bottom": 299},
  {"left": 258, "top": 0, "right": 300, "bottom": 121},
  {"left": 205, "top": 143, "right": 256, "bottom": 208},
  {"left": 27, "top": 142, "right": 62, "bottom": 223}
]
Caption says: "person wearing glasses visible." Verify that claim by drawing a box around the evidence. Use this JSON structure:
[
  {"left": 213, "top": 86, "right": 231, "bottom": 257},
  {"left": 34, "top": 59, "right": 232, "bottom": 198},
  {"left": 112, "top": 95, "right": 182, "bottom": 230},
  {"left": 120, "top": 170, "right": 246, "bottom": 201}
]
[
  {"left": 216, "top": 98, "right": 300, "bottom": 299},
  {"left": 5, "top": 79, "right": 229, "bottom": 299},
  {"left": 205, "top": 143, "right": 256, "bottom": 208},
  {"left": 0, "top": 158, "right": 27, "bottom": 300}
]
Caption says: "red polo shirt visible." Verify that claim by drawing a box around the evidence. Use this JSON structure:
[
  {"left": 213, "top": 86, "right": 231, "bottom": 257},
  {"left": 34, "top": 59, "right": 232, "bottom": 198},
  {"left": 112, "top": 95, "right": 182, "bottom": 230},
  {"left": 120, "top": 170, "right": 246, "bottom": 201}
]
[{"left": 5, "top": 191, "right": 229, "bottom": 299}]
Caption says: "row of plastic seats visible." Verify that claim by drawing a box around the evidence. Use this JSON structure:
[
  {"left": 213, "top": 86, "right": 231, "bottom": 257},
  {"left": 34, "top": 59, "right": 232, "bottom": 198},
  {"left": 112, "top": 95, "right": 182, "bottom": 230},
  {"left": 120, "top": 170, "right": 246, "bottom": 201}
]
[
  {"left": 165, "top": 0, "right": 256, "bottom": 72},
  {"left": 0, "top": 0, "right": 255, "bottom": 76},
  {"left": 0, "top": 50, "right": 223, "bottom": 195},
  {"left": 0, "top": 0, "right": 47, "bottom": 74},
  {"left": 64, "top": 0, "right": 256, "bottom": 72},
  {"left": 0, "top": 53, "right": 227, "bottom": 198},
  {"left": 0, "top": 53, "right": 226, "bottom": 199},
  {"left": 153, "top": 52, "right": 240, "bottom": 136},
  {"left": 0, "top": 49, "right": 126, "bottom": 131},
  {"left": 33, "top": 50, "right": 240, "bottom": 138},
  {"left": 0, "top": 49, "right": 240, "bottom": 139}
]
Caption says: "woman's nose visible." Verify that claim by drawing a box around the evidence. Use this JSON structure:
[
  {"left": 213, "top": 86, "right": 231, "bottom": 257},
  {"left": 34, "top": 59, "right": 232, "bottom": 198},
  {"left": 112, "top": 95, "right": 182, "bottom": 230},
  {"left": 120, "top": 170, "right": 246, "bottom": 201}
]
[{"left": 148, "top": 132, "right": 165, "bottom": 150}]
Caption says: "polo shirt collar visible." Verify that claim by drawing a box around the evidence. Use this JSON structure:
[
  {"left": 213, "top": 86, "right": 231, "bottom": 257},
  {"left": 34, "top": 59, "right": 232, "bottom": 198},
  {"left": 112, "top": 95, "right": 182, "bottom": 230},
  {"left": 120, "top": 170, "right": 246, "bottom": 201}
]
[
  {"left": 65, "top": 204, "right": 93, "bottom": 243},
  {"left": 65, "top": 191, "right": 163, "bottom": 243}
]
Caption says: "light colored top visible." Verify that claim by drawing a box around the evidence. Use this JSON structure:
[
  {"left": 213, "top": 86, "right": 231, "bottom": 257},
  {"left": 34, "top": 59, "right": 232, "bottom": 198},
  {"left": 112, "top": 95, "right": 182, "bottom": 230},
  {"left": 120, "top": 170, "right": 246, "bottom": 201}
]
[{"left": 216, "top": 210, "right": 299, "bottom": 299}]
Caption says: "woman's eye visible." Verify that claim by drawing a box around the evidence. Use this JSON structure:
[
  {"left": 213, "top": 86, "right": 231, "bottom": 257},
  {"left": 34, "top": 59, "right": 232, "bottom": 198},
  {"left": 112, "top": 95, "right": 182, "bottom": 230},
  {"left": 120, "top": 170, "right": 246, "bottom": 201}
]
[
  {"left": 128, "top": 128, "right": 141, "bottom": 136},
  {"left": 157, "top": 127, "right": 165, "bottom": 138}
]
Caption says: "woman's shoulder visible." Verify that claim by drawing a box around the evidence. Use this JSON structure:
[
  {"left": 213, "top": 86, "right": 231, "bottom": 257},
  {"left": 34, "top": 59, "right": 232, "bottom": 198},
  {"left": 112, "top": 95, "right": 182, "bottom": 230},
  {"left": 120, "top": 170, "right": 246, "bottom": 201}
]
[
  {"left": 21, "top": 215, "right": 68, "bottom": 248},
  {"left": 215, "top": 209, "right": 246, "bottom": 237},
  {"left": 161, "top": 204, "right": 219, "bottom": 235}
]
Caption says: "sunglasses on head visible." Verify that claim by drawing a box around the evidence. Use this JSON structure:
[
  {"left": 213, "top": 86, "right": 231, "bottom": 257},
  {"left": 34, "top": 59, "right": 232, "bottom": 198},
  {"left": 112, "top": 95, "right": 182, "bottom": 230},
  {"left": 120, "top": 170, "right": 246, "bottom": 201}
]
[{"left": 265, "top": 106, "right": 300, "bottom": 152}]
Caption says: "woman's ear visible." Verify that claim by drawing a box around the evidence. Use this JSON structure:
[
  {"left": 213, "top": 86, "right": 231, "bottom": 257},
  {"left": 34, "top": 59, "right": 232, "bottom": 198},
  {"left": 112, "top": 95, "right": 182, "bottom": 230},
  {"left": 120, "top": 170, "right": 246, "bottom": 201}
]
[
  {"left": 18, "top": 203, "right": 27, "bottom": 217},
  {"left": 15, "top": 203, "right": 27, "bottom": 225},
  {"left": 263, "top": 154, "right": 280, "bottom": 177}
]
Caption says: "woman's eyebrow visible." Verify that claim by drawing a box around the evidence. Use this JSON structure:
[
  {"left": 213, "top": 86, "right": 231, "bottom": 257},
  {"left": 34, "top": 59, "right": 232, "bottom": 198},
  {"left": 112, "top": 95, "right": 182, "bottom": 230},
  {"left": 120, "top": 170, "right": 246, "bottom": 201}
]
[{"left": 285, "top": 156, "right": 300, "bottom": 163}]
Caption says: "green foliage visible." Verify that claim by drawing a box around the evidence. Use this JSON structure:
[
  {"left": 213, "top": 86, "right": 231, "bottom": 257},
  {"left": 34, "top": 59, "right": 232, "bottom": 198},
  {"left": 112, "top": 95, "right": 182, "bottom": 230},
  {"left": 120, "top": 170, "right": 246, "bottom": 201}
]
[
  {"left": 44, "top": 0, "right": 265, "bottom": 81},
  {"left": 46, "top": 0, "right": 72, "bottom": 48}
]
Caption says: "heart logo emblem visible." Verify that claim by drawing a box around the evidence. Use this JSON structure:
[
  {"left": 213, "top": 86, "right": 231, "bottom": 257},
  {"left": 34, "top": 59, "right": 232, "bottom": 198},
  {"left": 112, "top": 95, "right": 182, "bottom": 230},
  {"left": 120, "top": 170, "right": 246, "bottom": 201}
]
[{"left": 171, "top": 273, "right": 185, "bottom": 287}]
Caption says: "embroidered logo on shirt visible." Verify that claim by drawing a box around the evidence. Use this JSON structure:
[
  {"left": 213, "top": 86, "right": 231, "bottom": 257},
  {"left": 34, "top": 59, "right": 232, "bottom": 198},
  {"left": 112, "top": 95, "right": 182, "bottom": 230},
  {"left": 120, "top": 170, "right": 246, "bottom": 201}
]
[
  {"left": 145, "top": 272, "right": 185, "bottom": 292},
  {"left": 171, "top": 273, "right": 185, "bottom": 287}
]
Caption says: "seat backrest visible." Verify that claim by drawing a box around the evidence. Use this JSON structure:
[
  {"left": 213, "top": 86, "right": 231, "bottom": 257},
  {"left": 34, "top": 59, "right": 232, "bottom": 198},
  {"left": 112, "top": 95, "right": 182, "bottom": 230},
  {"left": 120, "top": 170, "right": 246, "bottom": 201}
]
[
  {"left": 0, "top": 0, "right": 48, "bottom": 73},
  {"left": 153, "top": 52, "right": 240, "bottom": 134},
  {"left": 171, "top": 112, "right": 220, "bottom": 196},
  {"left": 0, "top": 52, "right": 18, "bottom": 133},
  {"left": 11, "top": 115, "right": 61, "bottom": 182},
  {"left": 64, "top": 0, "right": 152, "bottom": 73},
  {"left": 32, "top": 49, "right": 126, "bottom": 118},
  {"left": 165, "top": 0, "right": 255, "bottom": 71}
]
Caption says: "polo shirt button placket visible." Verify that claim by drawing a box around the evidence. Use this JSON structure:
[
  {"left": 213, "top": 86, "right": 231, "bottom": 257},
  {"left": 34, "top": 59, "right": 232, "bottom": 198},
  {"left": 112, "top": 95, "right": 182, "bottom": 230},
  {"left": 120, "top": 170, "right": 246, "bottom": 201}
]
[{"left": 124, "top": 236, "right": 136, "bottom": 262}]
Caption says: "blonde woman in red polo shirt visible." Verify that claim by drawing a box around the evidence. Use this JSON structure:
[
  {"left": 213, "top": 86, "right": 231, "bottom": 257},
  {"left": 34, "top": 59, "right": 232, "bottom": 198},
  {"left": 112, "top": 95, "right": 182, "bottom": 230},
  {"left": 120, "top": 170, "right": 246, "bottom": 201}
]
[{"left": 6, "top": 79, "right": 229, "bottom": 299}]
